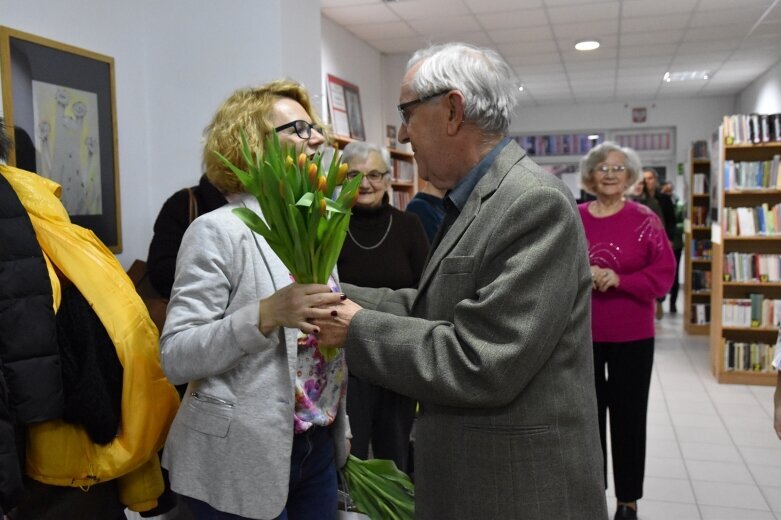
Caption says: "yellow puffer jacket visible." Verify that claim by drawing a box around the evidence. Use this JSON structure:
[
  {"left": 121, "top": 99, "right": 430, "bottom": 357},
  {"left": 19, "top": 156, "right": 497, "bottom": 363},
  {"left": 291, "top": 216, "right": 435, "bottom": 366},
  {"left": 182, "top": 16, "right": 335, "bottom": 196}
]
[{"left": 1, "top": 165, "right": 180, "bottom": 512}]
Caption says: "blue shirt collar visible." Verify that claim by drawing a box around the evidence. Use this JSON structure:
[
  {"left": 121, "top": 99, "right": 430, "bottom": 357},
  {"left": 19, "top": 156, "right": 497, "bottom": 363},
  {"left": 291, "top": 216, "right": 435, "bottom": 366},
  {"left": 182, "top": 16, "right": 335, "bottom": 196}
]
[{"left": 445, "top": 137, "right": 511, "bottom": 213}]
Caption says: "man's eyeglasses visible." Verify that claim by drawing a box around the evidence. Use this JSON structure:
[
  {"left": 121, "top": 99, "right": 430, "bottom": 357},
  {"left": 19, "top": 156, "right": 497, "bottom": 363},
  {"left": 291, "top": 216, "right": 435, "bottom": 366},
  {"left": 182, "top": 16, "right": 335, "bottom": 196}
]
[
  {"left": 397, "top": 90, "right": 450, "bottom": 126},
  {"left": 345, "top": 170, "right": 390, "bottom": 183},
  {"left": 274, "top": 120, "right": 323, "bottom": 140},
  {"left": 594, "top": 164, "right": 627, "bottom": 174}
]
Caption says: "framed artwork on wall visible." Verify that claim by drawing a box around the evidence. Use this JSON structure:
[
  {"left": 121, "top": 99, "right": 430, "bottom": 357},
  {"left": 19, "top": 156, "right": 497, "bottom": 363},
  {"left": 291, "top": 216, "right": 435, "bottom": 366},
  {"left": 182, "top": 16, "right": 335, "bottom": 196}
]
[
  {"left": 326, "top": 74, "right": 365, "bottom": 141},
  {"left": 0, "top": 26, "right": 122, "bottom": 252}
]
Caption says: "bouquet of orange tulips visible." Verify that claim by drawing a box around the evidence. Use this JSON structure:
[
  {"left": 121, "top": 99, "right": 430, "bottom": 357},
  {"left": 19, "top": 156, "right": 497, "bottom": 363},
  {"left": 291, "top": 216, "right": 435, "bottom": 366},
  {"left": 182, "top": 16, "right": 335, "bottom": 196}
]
[{"left": 216, "top": 132, "right": 362, "bottom": 357}]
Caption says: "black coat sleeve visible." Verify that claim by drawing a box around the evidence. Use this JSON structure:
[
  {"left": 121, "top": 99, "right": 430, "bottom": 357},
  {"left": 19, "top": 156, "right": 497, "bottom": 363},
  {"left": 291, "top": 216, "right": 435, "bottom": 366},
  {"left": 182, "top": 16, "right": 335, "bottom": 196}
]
[
  {"left": 0, "top": 368, "right": 23, "bottom": 515},
  {"left": 657, "top": 192, "right": 676, "bottom": 241},
  {"left": 147, "top": 190, "right": 191, "bottom": 299}
]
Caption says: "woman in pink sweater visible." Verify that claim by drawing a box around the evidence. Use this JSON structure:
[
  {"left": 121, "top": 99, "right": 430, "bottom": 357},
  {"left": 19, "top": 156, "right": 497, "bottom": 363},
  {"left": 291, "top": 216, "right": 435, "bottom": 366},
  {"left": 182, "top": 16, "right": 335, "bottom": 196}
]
[{"left": 578, "top": 142, "right": 675, "bottom": 520}]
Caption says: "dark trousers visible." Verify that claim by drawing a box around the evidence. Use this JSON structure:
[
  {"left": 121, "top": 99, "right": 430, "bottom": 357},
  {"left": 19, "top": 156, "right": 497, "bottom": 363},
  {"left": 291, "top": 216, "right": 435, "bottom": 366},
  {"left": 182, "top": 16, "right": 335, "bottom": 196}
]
[
  {"left": 346, "top": 374, "right": 416, "bottom": 473},
  {"left": 668, "top": 248, "right": 682, "bottom": 311},
  {"left": 593, "top": 338, "right": 654, "bottom": 502},
  {"left": 183, "top": 426, "right": 336, "bottom": 520}
]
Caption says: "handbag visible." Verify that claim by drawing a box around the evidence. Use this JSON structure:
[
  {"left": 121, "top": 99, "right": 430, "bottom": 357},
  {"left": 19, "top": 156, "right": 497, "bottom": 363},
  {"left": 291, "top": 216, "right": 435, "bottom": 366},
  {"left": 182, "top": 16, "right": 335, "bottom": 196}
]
[
  {"left": 337, "top": 470, "right": 371, "bottom": 520},
  {"left": 127, "top": 188, "right": 198, "bottom": 333}
]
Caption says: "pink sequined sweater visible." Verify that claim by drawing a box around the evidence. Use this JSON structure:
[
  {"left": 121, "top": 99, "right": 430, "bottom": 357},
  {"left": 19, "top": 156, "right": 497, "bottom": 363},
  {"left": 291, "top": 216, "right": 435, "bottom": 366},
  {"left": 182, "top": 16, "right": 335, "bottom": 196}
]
[{"left": 579, "top": 200, "right": 676, "bottom": 343}]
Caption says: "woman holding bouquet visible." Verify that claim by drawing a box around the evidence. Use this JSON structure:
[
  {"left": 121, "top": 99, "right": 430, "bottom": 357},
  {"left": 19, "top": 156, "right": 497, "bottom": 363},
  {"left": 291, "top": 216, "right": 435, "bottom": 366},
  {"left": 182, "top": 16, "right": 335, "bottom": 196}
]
[
  {"left": 160, "top": 80, "right": 351, "bottom": 520},
  {"left": 337, "top": 141, "right": 429, "bottom": 474}
]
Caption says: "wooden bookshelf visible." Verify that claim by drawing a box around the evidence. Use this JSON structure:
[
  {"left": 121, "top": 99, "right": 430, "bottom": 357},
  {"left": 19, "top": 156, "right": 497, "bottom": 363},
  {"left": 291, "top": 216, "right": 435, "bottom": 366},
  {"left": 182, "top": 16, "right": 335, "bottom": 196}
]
[
  {"left": 709, "top": 136, "right": 781, "bottom": 386},
  {"left": 684, "top": 151, "right": 712, "bottom": 335},
  {"left": 334, "top": 136, "right": 418, "bottom": 209}
]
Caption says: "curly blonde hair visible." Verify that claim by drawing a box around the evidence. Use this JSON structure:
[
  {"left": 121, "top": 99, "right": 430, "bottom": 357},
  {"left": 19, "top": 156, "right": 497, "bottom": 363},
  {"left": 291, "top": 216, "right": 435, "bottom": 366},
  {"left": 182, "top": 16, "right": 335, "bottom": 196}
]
[{"left": 203, "top": 79, "right": 329, "bottom": 194}]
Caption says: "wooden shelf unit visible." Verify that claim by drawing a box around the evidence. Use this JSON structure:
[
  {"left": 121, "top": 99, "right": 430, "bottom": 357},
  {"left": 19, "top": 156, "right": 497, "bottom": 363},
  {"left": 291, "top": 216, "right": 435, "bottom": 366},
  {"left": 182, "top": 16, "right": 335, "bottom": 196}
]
[
  {"left": 684, "top": 152, "right": 712, "bottom": 335},
  {"left": 334, "top": 135, "right": 417, "bottom": 209},
  {"left": 709, "top": 139, "right": 781, "bottom": 386}
]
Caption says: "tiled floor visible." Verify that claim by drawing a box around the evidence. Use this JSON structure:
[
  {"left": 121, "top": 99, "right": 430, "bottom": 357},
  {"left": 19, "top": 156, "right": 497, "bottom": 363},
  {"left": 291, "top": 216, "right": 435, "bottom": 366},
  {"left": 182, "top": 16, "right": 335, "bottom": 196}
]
[{"left": 605, "top": 310, "right": 781, "bottom": 520}]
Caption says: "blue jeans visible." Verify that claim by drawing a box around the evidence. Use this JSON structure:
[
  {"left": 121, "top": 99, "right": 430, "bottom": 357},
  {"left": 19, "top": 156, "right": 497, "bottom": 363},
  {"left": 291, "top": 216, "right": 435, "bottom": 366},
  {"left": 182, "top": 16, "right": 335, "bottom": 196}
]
[{"left": 183, "top": 426, "right": 337, "bottom": 520}]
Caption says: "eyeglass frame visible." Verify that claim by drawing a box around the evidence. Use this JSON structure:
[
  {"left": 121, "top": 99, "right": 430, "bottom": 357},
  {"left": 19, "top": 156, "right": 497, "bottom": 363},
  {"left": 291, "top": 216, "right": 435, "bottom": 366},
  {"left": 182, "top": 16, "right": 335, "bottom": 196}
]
[
  {"left": 274, "top": 120, "right": 323, "bottom": 140},
  {"left": 345, "top": 170, "right": 391, "bottom": 184},
  {"left": 397, "top": 90, "right": 450, "bottom": 126},
  {"left": 594, "top": 163, "right": 627, "bottom": 174}
]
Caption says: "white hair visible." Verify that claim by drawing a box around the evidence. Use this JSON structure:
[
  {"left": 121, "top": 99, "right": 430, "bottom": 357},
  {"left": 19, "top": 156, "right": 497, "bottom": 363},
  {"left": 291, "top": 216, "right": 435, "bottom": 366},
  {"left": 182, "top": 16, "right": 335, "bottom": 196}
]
[{"left": 407, "top": 42, "right": 519, "bottom": 135}]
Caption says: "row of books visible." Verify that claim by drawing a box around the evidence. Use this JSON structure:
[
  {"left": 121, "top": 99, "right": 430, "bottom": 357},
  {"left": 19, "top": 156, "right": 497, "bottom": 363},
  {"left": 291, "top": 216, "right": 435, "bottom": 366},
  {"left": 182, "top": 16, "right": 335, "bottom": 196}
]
[
  {"left": 722, "top": 203, "right": 781, "bottom": 237},
  {"left": 691, "top": 206, "right": 710, "bottom": 226},
  {"left": 723, "top": 157, "right": 781, "bottom": 190},
  {"left": 391, "top": 190, "right": 411, "bottom": 210},
  {"left": 691, "top": 303, "right": 711, "bottom": 325},
  {"left": 513, "top": 134, "right": 601, "bottom": 157},
  {"left": 391, "top": 159, "right": 415, "bottom": 183},
  {"left": 722, "top": 294, "right": 781, "bottom": 328},
  {"left": 722, "top": 340, "right": 777, "bottom": 373},
  {"left": 722, "top": 113, "right": 781, "bottom": 145},
  {"left": 692, "top": 270, "right": 712, "bottom": 291},
  {"left": 692, "top": 173, "right": 710, "bottom": 194},
  {"left": 614, "top": 132, "right": 672, "bottom": 152},
  {"left": 691, "top": 140, "right": 709, "bottom": 159},
  {"left": 723, "top": 253, "right": 781, "bottom": 282},
  {"left": 691, "top": 239, "right": 712, "bottom": 259}
]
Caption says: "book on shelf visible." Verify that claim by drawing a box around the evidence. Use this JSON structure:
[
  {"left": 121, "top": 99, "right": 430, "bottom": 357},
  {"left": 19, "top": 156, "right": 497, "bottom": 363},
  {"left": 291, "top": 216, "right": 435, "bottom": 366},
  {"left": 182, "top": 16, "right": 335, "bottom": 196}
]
[
  {"left": 692, "top": 239, "right": 712, "bottom": 259},
  {"left": 722, "top": 156, "right": 781, "bottom": 190},
  {"left": 723, "top": 339, "right": 777, "bottom": 372},
  {"left": 391, "top": 159, "right": 415, "bottom": 182},
  {"left": 693, "top": 303, "right": 710, "bottom": 325},
  {"left": 691, "top": 206, "right": 710, "bottom": 226},
  {"left": 722, "top": 204, "right": 781, "bottom": 237},
  {"left": 391, "top": 190, "right": 410, "bottom": 209},
  {"left": 692, "top": 269, "right": 712, "bottom": 291},
  {"left": 722, "top": 294, "right": 781, "bottom": 328},
  {"left": 723, "top": 252, "right": 781, "bottom": 282},
  {"left": 693, "top": 173, "right": 709, "bottom": 194},
  {"left": 722, "top": 113, "right": 781, "bottom": 145},
  {"left": 692, "top": 140, "right": 709, "bottom": 159}
]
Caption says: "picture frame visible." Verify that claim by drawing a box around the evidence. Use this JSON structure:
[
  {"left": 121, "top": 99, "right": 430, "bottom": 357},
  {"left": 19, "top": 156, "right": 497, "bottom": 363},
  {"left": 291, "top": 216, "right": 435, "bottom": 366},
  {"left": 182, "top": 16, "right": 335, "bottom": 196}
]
[
  {"left": 326, "top": 74, "right": 365, "bottom": 141},
  {"left": 0, "top": 27, "right": 122, "bottom": 252},
  {"left": 386, "top": 124, "right": 397, "bottom": 149}
]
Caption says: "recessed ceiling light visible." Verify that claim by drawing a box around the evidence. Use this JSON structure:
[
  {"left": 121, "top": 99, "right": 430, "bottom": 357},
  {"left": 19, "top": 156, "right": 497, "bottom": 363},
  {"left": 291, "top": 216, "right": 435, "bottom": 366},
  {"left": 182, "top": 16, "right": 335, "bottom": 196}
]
[
  {"left": 518, "top": 84, "right": 525, "bottom": 92},
  {"left": 663, "top": 70, "right": 711, "bottom": 83},
  {"left": 575, "top": 40, "right": 600, "bottom": 51}
]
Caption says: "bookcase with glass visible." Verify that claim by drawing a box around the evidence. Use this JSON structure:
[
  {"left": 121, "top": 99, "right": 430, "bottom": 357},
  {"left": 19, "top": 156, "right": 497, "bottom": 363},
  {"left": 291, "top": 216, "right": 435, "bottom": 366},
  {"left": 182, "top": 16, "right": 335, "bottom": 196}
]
[
  {"left": 709, "top": 118, "right": 781, "bottom": 385},
  {"left": 685, "top": 144, "right": 712, "bottom": 335},
  {"left": 334, "top": 136, "right": 417, "bottom": 210}
]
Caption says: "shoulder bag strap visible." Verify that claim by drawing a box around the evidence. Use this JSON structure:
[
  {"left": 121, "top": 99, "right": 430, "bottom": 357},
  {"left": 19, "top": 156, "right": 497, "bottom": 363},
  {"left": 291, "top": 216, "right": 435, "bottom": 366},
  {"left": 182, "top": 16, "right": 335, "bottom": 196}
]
[{"left": 186, "top": 187, "right": 199, "bottom": 223}]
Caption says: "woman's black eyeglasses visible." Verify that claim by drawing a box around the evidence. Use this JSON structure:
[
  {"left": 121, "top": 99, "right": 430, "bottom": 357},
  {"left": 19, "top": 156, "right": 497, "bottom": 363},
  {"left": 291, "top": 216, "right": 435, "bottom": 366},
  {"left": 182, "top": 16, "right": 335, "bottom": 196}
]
[{"left": 274, "top": 120, "right": 323, "bottom": 140}]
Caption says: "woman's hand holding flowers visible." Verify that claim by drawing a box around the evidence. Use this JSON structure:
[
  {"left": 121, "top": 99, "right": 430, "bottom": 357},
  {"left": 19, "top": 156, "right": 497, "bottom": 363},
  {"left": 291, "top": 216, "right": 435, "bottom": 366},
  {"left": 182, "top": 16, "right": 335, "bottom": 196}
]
[{"left": 259, "top": 283, "right": 345, "bottom": 337}]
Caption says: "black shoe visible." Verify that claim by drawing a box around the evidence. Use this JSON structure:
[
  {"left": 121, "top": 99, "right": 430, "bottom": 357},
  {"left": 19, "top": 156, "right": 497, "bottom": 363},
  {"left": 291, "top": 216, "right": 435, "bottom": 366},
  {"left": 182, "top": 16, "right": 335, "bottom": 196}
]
[{"left": 614, "top": 504, "right": 638, "bottom": 520}]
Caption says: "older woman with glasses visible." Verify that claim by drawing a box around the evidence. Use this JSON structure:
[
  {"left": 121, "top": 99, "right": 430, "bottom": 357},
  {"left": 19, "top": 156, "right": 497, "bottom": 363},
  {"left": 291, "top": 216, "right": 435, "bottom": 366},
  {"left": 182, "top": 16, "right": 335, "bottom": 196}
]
[
  {"left": 336, "top": 141, "right": 429, "bottom": 474},
  {"left": 160, "top": 79, "right": 351, "bottom": 520},
  {"left": 578, "top": 141, "right": 675, "bottom": 520}
]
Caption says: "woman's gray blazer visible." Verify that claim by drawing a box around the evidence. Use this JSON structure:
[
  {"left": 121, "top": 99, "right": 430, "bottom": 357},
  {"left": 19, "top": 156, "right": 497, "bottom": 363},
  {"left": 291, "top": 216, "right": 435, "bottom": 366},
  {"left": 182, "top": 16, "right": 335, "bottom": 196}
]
[{"left": 160, "top": 194, "right": 349, "bottom": 520}]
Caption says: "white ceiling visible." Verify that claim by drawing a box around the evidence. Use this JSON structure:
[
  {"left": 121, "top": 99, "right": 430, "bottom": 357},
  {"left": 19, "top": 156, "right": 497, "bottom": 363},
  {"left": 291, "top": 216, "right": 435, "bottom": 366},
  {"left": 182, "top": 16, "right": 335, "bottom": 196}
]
[{"left": 321, "top": 0, "right": 781, "bottom": 106}]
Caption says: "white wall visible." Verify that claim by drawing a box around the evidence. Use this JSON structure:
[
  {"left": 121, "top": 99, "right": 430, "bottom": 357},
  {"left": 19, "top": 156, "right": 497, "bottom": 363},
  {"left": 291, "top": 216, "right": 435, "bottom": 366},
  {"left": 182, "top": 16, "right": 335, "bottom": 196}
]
[
  {"left": 0, "top": 0, "right": 321, "bottom": 267},
  {"left": 320, "top": 16, "right": 383, "bottom": 147},
  {"left": 736, "top": 58, "right": 781, "bottom": 115}
]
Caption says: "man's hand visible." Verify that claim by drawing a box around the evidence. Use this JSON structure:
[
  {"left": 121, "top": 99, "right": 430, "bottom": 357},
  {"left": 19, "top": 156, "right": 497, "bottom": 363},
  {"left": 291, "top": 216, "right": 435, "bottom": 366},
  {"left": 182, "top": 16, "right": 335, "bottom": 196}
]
[{"left": 313, "top": 298, "right": 363, "bottom": 347}]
